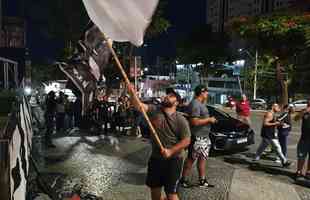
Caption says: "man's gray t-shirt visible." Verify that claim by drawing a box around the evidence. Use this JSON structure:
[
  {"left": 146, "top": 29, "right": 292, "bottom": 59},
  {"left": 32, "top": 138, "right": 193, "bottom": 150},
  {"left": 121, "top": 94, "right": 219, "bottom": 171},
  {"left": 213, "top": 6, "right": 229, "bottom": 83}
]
[
  {"left": 187, "top": 99, "right": 211, "bottom": 137},
  {"left": 148, "top": 105, "right": 191, "bottom": 158}
]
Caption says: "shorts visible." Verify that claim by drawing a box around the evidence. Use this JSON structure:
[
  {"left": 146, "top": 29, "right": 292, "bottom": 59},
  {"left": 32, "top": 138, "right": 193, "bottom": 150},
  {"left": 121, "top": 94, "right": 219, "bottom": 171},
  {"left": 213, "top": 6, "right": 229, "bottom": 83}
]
[
  {"left": 146, "top": 156, "right": 184, "bottom": 194},
  {"left": 297, "top": 138, "right": 310, "bottom": 160},
  {"left": 188, "top": 136, "right": 211, "bottom": 160}
]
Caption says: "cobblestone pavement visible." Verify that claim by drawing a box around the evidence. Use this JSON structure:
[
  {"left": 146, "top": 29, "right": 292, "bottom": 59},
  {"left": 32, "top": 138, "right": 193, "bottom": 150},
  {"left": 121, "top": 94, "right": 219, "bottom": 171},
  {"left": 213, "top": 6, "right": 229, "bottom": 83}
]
[{"left": 38, "top": 133, "right": 233, "bottom": 200}]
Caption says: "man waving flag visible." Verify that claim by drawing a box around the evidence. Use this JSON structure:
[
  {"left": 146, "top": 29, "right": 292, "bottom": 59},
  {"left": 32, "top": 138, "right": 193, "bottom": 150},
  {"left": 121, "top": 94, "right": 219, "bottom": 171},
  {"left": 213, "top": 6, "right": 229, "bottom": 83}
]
[{"left": 82, "top": 0, "right": 159, "bottom": 46}]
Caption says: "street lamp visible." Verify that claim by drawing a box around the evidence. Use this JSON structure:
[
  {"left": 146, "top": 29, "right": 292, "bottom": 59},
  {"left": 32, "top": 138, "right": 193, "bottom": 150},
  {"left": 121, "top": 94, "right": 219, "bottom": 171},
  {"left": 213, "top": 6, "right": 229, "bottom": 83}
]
[{"left": 239, "top": 48, "right": 258, "bottom": 100}]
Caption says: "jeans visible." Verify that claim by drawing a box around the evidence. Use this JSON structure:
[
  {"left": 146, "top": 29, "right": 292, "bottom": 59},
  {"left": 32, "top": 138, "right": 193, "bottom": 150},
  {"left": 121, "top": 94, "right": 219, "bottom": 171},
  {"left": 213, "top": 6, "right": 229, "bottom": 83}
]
[
  {"left": 278, "top": 130, "right": 289, "bottom": 157},
  {"left": 255, "top": 137, "right": 287, "bottom": 163}
]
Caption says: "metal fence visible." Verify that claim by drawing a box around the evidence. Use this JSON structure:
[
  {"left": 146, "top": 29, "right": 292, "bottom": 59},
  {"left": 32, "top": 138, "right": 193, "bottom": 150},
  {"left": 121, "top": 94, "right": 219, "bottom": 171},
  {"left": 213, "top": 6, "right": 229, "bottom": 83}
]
[{"left": 0, "top": 95, "right": 33, "bottom": 200}]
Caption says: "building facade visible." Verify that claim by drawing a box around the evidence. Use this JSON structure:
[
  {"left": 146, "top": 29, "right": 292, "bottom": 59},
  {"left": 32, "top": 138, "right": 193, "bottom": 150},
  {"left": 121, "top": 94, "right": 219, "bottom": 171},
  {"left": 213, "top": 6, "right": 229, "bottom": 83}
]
[
  {"left": 207, "top": 0, "right": 295, "bottom": 32},
  {"left": 0, "top": 0, "right": 27, "bottom": 87}
]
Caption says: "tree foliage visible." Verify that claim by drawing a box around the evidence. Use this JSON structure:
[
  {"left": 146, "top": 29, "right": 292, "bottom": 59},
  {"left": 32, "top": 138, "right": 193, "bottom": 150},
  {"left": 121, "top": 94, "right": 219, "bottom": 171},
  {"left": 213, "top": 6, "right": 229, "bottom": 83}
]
[
  {"left": 228, "top": 11, "right": 310, "bottom": 57},
  {"left": 228, "top": 10, "right": 310, "bottom": 104},
  {"left": 145, "top": 1, "right": 170, "bottom": 39}
]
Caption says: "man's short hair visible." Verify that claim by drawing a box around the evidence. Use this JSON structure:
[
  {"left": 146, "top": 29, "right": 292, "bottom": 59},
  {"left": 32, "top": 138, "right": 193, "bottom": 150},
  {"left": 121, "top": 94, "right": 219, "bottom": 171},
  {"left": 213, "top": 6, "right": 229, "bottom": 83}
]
[
  {"left": 194, "top": 85, "right": 208, "bottom": 96},
  {"left": 166, "top": 88, "right": 182, "bottom": 103}
]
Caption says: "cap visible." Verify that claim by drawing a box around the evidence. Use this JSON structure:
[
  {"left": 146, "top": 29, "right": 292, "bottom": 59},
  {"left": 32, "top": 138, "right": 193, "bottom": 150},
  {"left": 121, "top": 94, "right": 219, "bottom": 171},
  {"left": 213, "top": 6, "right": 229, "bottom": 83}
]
[
  {"left": 194, "top": 85, "right": 208, "bottom": 96},
  {"left": 166, "top": 88, "right": 182, "bottom": 103}
]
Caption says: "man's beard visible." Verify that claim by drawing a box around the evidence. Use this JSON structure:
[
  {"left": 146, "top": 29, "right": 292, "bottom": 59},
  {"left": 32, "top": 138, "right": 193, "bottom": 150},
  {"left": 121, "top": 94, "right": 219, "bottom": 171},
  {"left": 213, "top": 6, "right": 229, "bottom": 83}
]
[{"left": 161, "top": 100, "right": 174, "bottom": 108}]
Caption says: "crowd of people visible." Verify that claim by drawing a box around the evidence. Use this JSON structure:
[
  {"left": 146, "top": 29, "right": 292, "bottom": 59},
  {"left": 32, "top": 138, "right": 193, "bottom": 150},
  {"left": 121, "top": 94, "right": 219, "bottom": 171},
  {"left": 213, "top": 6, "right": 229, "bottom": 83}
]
[{"left": 42, "top": 90, "right": 142, "bottom": 148}]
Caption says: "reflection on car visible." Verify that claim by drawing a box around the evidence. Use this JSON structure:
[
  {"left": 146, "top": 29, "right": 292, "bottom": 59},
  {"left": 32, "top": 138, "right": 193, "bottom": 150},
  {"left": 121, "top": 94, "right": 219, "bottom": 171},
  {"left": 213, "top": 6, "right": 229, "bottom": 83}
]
[
  {"left": 207, "top": 105, "right": 255, "bottom": 151},
  {"left": 289, "top": 100, "right": 308, "bottom": 112}
]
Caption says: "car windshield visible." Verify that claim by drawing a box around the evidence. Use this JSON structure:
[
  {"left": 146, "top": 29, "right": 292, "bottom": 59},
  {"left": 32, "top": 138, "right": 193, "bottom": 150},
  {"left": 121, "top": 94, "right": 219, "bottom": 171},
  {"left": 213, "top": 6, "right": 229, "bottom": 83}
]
[{"left": 252, "top": 99, "right": 263, "bottom": 103}]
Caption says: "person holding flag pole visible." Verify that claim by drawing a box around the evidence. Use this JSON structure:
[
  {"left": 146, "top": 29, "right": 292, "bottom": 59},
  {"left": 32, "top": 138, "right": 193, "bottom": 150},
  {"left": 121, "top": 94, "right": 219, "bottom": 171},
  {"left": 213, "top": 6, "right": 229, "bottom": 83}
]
[{"left": 81, "top": 1, "right": 191, "bottom": 200}]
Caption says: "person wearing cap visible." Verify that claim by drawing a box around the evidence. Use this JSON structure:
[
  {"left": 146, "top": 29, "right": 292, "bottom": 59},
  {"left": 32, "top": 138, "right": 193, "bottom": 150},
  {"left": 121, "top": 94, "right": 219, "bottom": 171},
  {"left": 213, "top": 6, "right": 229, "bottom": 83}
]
[
  {"left": 128, "top": 85, "right": 191, "bottom": 200},
  {"left": 180, "top": 85, "right": 217, "bottom": 188}
]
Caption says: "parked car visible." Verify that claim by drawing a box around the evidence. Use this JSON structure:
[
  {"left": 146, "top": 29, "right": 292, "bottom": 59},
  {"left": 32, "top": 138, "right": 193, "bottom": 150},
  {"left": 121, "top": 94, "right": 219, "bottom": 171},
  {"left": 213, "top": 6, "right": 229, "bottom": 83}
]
[
  {"left": 289, "top": 100, "right": 308, "bottom": 111},
  {"left": 250, "top": 98, "right": 267, "bottom": 110},
  {"left": 207, "top": 105, "right": 255, "bottom": 151}
]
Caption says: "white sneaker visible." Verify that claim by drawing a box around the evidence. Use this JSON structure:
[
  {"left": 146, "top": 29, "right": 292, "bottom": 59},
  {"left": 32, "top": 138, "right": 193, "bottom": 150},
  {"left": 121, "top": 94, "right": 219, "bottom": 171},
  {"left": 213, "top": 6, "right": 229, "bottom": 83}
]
[
  {"left": 274, "top": 158, "right": 281, "bottom": 164},
  {"left": 252, "top": 157, "right": 260, "bottom": 162}
]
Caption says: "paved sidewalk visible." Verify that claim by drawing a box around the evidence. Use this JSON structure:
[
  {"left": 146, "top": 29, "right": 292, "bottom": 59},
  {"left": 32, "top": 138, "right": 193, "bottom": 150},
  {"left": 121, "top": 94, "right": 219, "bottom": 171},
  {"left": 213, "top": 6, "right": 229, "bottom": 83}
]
[
  {"left": 32, "top": 133, "right": 310, "bottom": 200},
  {"left": 229, "top": 169, "right": 300, "bottom": 200},
  {"left": 36, "top": 134, "right": 233, "bottom": 200}
]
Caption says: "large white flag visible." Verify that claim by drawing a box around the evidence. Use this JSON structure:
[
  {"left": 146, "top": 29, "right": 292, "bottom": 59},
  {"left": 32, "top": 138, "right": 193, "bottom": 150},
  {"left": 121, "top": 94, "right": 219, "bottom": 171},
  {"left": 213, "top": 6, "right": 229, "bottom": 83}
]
[{"left": 82, "top": 0, "right": 159, "bottom": 46}]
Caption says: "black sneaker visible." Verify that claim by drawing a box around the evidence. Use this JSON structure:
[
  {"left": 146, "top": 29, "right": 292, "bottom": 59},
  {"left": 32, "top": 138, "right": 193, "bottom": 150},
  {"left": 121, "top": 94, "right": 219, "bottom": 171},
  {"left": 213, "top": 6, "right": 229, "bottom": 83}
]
[
  {"left": 282, "top": 161, "right": 292, "bottom": 168},
  {"left": 295, "top": 172, "right": 303, "bottom": 181},
  {"left": 199, "top": 179, "right": 214, "bottom": 187},
  {"left": 180, "top": 179, "right": 191, "bottom": 188}
]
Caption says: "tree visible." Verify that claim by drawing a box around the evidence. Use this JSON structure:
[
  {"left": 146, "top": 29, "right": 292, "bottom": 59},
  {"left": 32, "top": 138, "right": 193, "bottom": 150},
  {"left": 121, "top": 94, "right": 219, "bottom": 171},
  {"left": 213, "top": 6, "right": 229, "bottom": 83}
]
[
  {"left": 229, "top": 10, "right": 310, "bottom": 105},
  {"left": 176, "top": 25, "right": 231, "bottom": 82}
]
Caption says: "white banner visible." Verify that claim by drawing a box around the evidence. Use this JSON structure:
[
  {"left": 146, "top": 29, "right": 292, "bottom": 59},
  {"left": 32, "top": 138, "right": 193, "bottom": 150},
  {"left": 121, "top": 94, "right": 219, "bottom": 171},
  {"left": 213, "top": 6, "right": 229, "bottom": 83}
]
[{"left": 82, "top": 0, "right": 159, "bottom": 46}]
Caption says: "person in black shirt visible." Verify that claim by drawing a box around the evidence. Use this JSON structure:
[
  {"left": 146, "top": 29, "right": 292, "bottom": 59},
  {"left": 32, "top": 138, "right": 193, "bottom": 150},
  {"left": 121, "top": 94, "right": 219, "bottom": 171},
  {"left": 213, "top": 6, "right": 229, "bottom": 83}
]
[
  {"left": 45, "top": 91, "right": 57, "bottom": 148},
  {"left": 277, "top": 105, "right": 293, "bottom": 157},
  {"left": 295, "top": 99, "right": 310, "bottom": 179},
  {"left": 73, "top": 97, "right": 82, "bottom": 129},
  {"left": 253, "top": 103, "right": 291, "bottom": 167}
]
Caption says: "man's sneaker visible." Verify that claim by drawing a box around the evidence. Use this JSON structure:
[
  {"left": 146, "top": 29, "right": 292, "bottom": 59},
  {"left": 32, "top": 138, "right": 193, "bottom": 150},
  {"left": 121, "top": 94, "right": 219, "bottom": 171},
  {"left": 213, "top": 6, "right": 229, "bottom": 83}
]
[
  {"left": 180, "top": 179, "right": 191, "bottom": 188},
  {"left": 274, "top": 158, "right": 281, "bottom": 164},
  {"left": 199, "top": 179, "right": 214, "bottom": 187},
  {"left": 282, "top": 161, "right": 292, "bottom": 168},
  {"left": 252, "top": 157, "right": 260, "bottom": 162},
  {"left": 295, "top": 172, "right": 303, "bottom": 181}
]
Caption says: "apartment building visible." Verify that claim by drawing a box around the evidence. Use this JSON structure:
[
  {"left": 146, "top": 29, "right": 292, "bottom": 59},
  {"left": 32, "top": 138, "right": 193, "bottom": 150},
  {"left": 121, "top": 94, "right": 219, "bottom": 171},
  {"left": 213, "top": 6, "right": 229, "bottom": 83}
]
[{"left": 207, "top": 0, "right": 295, "bottom": 32}]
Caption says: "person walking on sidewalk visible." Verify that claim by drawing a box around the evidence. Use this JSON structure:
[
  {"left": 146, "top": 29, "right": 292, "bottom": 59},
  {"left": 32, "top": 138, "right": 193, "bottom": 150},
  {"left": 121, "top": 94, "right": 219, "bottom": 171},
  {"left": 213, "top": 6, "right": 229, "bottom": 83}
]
[
  {"left": 44, "top": 91, "right": 57, "bottom": 148},
  {"left": 180, "top": 85, "right": 217, "bottom": 188},
  {"left": 253, "top": 103, "right": 291, "bottom": 167},
  {"left": 236, "top": 94, "right": 251, "bottom": 125},
  {"left": 277, "top": 105, "right": 293, "bottom": 157},
  {"left": 295, "top": 99, "right": 310, "bottom": 179},
  {"left": 129, "top": 86, "right": 191, "bottom": 200}
]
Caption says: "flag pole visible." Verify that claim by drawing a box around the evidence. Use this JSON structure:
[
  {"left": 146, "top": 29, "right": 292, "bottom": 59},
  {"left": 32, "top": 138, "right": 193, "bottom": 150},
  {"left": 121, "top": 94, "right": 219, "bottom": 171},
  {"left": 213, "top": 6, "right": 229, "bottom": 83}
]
[{"left": 102, "top": 34, "right": 164, "bottom": 151}]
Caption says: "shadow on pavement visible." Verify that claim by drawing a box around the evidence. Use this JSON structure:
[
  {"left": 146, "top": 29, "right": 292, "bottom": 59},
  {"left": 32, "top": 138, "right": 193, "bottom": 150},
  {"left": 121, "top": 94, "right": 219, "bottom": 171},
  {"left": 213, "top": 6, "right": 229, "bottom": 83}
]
[
  {"left": 122, "top": 172, "right": 147, "bottom": 186},
  {"left": 224, "top": 154, "right": 296, "bottom": 181},
  {"left": 210, "top": 147, "right": 249, "bottom": 157}
]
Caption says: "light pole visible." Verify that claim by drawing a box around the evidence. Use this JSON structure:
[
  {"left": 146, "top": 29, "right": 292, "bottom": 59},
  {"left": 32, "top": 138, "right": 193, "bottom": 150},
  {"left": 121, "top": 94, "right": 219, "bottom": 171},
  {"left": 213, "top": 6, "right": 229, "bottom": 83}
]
[
  {"left": 253, "top": 50, "right": 258, "bottom": 100},
  {"left": 239, "top": 49, "right": 258, "bottom": 99}
]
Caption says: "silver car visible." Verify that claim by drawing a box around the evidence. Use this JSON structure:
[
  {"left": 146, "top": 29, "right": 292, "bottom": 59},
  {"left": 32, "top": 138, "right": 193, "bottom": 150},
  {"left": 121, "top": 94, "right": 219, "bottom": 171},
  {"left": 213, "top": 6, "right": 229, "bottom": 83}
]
[
  {"left": 250, "top": 98, "right": 267, "bottom": 110},
  {"left": 289, "top": 100, "right": 308, "bottom": 111}
]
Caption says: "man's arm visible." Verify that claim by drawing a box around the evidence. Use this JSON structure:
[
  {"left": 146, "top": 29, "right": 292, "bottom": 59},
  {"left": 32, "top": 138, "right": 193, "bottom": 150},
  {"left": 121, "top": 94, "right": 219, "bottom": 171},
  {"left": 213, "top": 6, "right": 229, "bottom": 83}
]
[
  {"left": 264, "top": 112, "right": 280, "bottom": 126},
  {"left": 161, "top": 137, "right": 191, "bottom": 158},
  {"left": 190, "top": 117, "right": 216, "bottom": 126},
  {"left": 127, "top": 84, "right": 149, "bottom": 112}
]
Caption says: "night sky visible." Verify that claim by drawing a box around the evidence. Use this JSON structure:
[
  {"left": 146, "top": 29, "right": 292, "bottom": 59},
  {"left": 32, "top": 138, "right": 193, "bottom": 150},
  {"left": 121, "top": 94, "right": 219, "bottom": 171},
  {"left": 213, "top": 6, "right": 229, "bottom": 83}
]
[{"left": 2, "top": 0, "right": 208, "bottom": 64}]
